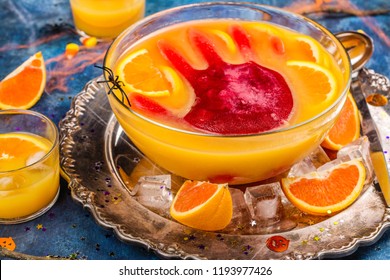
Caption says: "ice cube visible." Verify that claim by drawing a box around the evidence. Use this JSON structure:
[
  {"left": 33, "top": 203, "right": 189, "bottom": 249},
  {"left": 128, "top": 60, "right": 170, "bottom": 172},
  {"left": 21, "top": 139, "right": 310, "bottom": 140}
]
[
  {"left": 116, "top": 154, "right": 185, "bottom": 195},
  {"left": 336, "top": 136, "right": 374, "bottom": 182},
  {"left": 244, "top": 182, "right": 283, "bottom": 226},
  {"left": 26, "top": 151, "right": 46, "bottom": 166},
  {"left": 134, "top": 175, "right": 172, "bottom": 196},
  {"left": 133, "top": 175, "right": 173, "bottom": 216},
  {"left": 221, "top": 188, "right": 252, "bottom": 233},
  {"left": 0, "top": 177, "right": 14, "bottom": 191},
  {"left": 288, "top": 146, "right": 330, "bottom": 177},
  {"left": 288, "top": 156, "right": 317, "bottom": 177},
  {"left": 310, "top": 146, "right": 331, "bottom": 168},
  {"left": 0, "top": 175, "right": 26, "bottom": 191},
  {"left": 315, "top": 136, "right": 373, "bottom": 184}
]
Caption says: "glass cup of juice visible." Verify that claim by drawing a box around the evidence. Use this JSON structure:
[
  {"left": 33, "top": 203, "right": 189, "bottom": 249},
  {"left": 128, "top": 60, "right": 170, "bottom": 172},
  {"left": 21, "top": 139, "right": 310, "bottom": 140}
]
[
  {"left": 69, "top": 0, "right": 145, "bottom": 39},
  {"left": 0, "top": 110, "right": 60, "bottom": 224},
  {"left": 103, "top": 3, "right": 351, "bottom": 185}
]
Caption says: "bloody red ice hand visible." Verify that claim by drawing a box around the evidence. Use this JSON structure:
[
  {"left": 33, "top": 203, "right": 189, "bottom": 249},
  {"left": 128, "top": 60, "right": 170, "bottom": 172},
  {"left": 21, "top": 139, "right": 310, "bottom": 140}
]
[{"left": 158, "top": 26, "right": 293, "bottom": 135}]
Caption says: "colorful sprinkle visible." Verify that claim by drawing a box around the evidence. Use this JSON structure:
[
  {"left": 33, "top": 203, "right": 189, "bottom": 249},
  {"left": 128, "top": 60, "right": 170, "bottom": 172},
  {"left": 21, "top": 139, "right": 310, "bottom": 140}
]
[
  {"left": 216, "top": 234, "right": 224, "bottom": 241},
  {"left": 242, "top": 244, "right": 254, "bottom": 255},
  {"left": 183, "top": 234, "right": 195, "bottom": 242},
  {"left": 68, "top": 252, "right": 79, "bottom": 259}
]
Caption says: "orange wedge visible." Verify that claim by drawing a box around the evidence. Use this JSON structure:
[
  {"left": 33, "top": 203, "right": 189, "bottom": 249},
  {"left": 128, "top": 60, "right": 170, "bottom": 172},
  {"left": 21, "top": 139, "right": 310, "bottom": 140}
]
[
  {"left": 281, "top": 159, "right": 366, "bottom": 216},
  {"left": 0, "top": 52, "right": 46, "bottom": 110},
  {"left": 321, "top": 93, "right": 361, "bottom": 151},
  {"left": 286, "top": 60, "right": 337, "bottom": 104},
  {"left": 170, "top": 180, "right": 233, "bottom": 231}
]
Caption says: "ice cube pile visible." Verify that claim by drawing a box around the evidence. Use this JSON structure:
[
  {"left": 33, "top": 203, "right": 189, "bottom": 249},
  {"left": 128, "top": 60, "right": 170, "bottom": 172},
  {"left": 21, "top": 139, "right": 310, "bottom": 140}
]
[{"left": 124, "top": 136, "right": 374, "bottom": 233}]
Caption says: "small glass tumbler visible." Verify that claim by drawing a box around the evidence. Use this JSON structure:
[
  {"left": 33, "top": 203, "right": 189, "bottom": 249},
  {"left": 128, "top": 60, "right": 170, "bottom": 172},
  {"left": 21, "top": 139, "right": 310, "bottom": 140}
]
[
  {"left": 69, "top": 0, "right": 145, "bottom": 40},
  {"left": 0, "top": 110, "right": 60, "bottom": 224}
]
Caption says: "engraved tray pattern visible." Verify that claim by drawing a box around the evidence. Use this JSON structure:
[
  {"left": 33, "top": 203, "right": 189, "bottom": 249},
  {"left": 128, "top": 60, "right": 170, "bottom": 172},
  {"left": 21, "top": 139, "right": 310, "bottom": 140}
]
[{"left": 59, "top": 71, "right": 390, "bottom": 260}]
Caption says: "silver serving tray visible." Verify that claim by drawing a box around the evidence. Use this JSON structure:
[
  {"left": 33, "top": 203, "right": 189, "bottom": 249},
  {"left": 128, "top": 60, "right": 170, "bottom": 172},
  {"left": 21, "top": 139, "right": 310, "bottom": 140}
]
[{"left": 59, "top": 70, "right": 390, "bottom": 260}]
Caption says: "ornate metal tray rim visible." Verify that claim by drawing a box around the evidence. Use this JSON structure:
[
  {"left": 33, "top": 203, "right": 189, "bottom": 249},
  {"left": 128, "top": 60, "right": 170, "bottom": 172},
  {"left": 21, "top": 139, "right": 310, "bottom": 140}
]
[{"left": 59, "top": 72, "right": 390, "bottom": 260}]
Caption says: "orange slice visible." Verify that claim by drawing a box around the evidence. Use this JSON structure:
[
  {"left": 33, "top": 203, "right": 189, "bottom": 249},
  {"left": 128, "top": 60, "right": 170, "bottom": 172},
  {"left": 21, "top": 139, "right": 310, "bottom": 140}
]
[
  {"left": 281, "top": 35, "right": 322, "bottom": 63},
  {"left": 281, "top": 159, "right": 366, "bottom": 215},
  {"left": 117, "top": 48, "right": 178, "bottom": 97},
  {"left": 0, "top": 132, "right": 50, "bottom": 172},
  {"left": 321, "top": 93, "right": 361, "bottom": 151},
  {"left": 0, "top": 52, "right": 46, "bottom": 110},
  {"left": 170, "top": 180, "right": 233, "bottom": 231},
  {"left": 286, "top": 60, "right": 337, "bottom": 103},
  {"left": 290, "top": 35, "right": 323, "bottom": 63},
  {"left": 116, "top": 48, "right": 195, "bottom": 115}
]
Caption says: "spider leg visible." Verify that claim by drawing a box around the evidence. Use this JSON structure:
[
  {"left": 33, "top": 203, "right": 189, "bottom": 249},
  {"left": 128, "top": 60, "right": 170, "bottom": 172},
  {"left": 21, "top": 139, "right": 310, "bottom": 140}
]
[
  {"left": 104, "top": 66, "right": 115, "bottom": 79},
  {"left": 95, "top": 64, "right": 116, "bottom": 80},
  {"left": 107, "top": 87, "right": 114, "bottom": 95},
  {"left": 120, "top": 88, "right": 131, "bottom": 107},
  {"left": 117, "top": 80, "right": 125, "bottom": 87},
  {"left": 94, "top": 65, "right": 130, "bottom": 106}
]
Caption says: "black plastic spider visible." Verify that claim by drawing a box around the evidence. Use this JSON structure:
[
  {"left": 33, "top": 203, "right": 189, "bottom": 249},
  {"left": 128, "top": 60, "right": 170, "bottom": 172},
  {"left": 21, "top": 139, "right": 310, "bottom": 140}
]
[{"left": 95, "top": 65, "right": 131, "bottom": 107}]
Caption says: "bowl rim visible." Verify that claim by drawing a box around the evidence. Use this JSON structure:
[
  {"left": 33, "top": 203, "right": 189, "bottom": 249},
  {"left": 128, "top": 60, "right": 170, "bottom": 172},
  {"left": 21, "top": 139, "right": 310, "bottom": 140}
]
[{"left": 103, "top": 2, "right": 352, "bottom": 138}]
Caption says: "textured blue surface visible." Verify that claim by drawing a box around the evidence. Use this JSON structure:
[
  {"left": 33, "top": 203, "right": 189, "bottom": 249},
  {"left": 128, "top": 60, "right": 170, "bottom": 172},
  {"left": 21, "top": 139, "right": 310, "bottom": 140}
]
[{"left": 0, "top": 0, "right": 389, "bottom": 260}]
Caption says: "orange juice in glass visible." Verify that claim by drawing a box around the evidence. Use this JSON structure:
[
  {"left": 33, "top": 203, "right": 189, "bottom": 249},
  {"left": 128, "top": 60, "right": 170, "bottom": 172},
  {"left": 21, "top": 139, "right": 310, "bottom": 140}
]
[
  {"left": 103, "top": 3, "right": 351, "bottom": 185},
  {"left": 69, "top": 0, "right": 145, "bottom": 39},
  {"left": 0, "top": 110, "right": 60, "bottom": 224}
]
